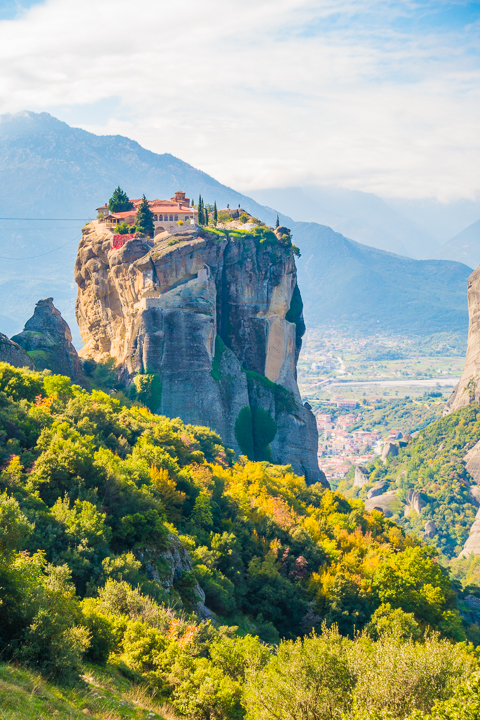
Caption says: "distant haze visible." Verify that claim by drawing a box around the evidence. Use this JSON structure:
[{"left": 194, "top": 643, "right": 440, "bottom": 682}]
[
  {"left": 0, "top": 112, "right": 471, "bottom": 345},
  {"left": 0, "top": 1, "right": 479, "bottom": 200}
]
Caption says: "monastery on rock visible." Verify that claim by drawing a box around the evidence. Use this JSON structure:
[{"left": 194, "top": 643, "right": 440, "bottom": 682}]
[{"left": 96, "top": 191, "right": 197, "bottom": 236}]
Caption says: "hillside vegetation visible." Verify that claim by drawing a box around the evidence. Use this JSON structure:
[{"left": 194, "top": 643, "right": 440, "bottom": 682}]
[
  {"left": 1, "top": 362, "right": 480, "bottom": 718},
  {"left": 339, "top": 404, "right": 480, "bottom": 560}
]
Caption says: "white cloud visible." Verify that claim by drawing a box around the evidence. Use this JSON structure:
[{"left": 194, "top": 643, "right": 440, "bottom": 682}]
[{"left": 0, "top": 0, "right": 479, "bottom": 199}]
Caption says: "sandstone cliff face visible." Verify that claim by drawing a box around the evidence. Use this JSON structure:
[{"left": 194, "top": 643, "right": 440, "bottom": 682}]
[
  {"left": 75, "top": 221, "right": 324, "bottom": 484},
  {"left": 12, "top": 298, "right": 82, "bottom": 382},
  {"left": 446, "top": 265, "right": 480, "bottom": 413}
]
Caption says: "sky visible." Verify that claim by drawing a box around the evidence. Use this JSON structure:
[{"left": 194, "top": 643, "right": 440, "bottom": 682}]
[{"left": 0, "top": 0, "right": 479, "bottom": 200}]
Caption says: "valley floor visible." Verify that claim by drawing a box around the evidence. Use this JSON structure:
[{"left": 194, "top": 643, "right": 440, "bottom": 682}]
[{"left": 298, "top": 327, "right": 465, "bottom": 483}]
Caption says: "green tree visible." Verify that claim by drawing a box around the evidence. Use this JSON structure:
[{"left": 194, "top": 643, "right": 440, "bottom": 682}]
[
  {"left": 275, "top": 215, "right": 279, "bottom": 228},
  {"left": 234, "top": 406, "right": 277, "bottom": 461},
  {"left": 197, "top": 195, "right": 206, "bottom": 225},
  {"left": 135, "top": 195, "right": 154, "bottom": 237},
  {"left": 213, "top": 201, "right": 218, "bottom": 225},
  {"left": 129, "top": 371, "right": 162, "bottom": 411},
  {"left": 108, "top": 186, "right": 133, "bottom": 213},
  {"left": 244, "top": 628, "right": 354, "bottom": 720},
  {"left": 0, "top": 492, "right": 33, "bottom": 555}
]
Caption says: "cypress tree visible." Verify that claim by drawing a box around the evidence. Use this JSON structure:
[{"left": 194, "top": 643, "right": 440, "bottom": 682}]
[
  {"left": 275, "top": 215, "right": 279, "bottom": 228},
  {"left": 198, "top": 195, "right": 205, "bottom": 225},
  {"left": 213, "top": 201, "right": 218, "bottom": 225},
  {"left": 108, "top": 186, "right": 134, "bottom": 213},
  {"left": 205, "top": 207, "right": 209, "bottom": 225},
  {"left": 135, "top": 195, "right": 154, "bottom": 237}
]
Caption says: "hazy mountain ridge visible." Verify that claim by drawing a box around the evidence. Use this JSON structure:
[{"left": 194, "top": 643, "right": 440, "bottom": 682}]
[
  {"left": 292, "top": 221, "right": 471, "bottom": 334},
  {"left": 250, "top": 185, "right": 441, "bottom": 258},
  {"left": 0, "top": 111, "right": 472, "bottom": 342},
  {"left": 0, "top": 111, "right": 277, "bottom": 222},
  {"left": 434, "top": 219, "right": 480, "bottom": 269}
]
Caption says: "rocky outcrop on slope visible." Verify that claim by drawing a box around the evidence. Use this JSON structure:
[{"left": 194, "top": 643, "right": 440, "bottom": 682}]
[
  {"left": 445, "top": 265, "right": 480, "bottom": 413},
  {"left": 404, "top": 489, "right": 427, "bottom": 516},
  {"left": 136, "top": 533, "right": 214, "bottom": 620},
  {"left": 0, "top": 333, "right": 35, "bottom": 369},
  {"left": 364, "top": 490, "right": 398, "bottom": 518},
  {"left": 366, "top": 480, "right": 389, "bottom": 500},
  {"left": 12, "top": 298, "right": 82, "bottom": 382},
  {"left": 75, "top": 221, "right": 325, "bottom": 484},
  {"left": 381, "top": 441, "right": 399, "bottom": 463},
  {"left": 354, "top": 465, "right": 369, "bottom": 487},
  {"left": 459, "top": 507, "right": 480, "bottom": 557}
]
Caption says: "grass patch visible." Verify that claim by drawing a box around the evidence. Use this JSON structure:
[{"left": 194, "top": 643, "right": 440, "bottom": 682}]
[
  {"left": 26, "top": 350, "right": 50, "bottom": 365},
  {"left": 0, "top": 661, "right": 174, "bottom": 719},
  {"left": 210, "top": 335, "right": 227, "bottom": 381}
]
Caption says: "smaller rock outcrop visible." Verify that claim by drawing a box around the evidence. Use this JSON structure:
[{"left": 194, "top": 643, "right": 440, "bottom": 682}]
[
  {"left": 469, "top": 486, "right": 480, "bottom": 505},
  {"left": 0, "top": 333, "right": 35, "bottom": 369},
  {"left": 381, "top": 442, "right": 398, "bottom": 464},
  {"left": 354, "top": 465, "right": 369, "bottom": 487},
  {"left": 367, "top": 480, "right": 389, "bottom": 500},
  {"left": 404, "top": 489, "right": 427, "bottom": 516},
  {"left": 365, "top": 490, "right": 398, "bottom": 518},
  {"left": 459, "top": 506, "right": 480, "bottom": 557},
  {"left": 424, "top": 520, "right": 437, "bottom": 538},
  {"left": 12, "top": 298, "right": 82, "bottom": 382},
  {"left": 136, "top": 533, "right": 214, "bottom": 620}
]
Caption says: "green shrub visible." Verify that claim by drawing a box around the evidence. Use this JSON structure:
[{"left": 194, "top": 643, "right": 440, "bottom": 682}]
[
  {"left": 234, "top": 405, "right": 277, "bottom": 461},
  {"left": 234, "top": 406, "right": 255, "bottom": 459},
  {"left": 0, "top": 492, "right": 33, "bottom": 554},
  {"left": 129, "top": 372, "right": 162, "bottom": 411},
  {"left": 0, "top": 363, "right": 44, "bottom": 401},
  {"left": 194, "top": 564, "right": 236, "bottom": 614}
]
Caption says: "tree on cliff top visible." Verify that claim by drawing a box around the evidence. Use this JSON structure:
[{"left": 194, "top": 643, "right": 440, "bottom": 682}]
[
  {"left": 108, "top": 186, "right": 133, "bottom": 213},
  {"left": 135, "top": 194, "right": 154, "bottom": 237}
]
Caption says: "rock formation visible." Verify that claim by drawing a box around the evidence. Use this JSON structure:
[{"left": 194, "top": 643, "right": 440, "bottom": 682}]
[
  {"left": 136, "top": 532, "right": 214, "bottom": 619},
  {"left": 404, "top": 489, "right": 427, "bottom": 516},
  {"left": 75, "top": 220, "right": 325, "bottom": 484},
  {"left": 11, "top": 298, "right": 82, "bottom": 382},
  {"left": 381, "top": 441, "right": 399, "bottom": 463},
  {"left": 364, "top": 490, "right": 398, "bottom": 518},
  {"left": 354, "top": 465, "right": 369, "bottom": 487},
  {"left": 424, "top": 520, "right": 437, "bottom": 538},
  {"left": 459, "top": 506, "right": 480, "bottom": 557},
  {"left": 445, "top": 264, "right": 480, "bottom": 413},
  {"left": 469, "top": 486, "right": 480, "bottom": 505},
  {"left": 366, "top": 480, "right": 389, "bottom": 500},
  {"left": 0, "top": 333, "right": 35, "bottom": 369}
]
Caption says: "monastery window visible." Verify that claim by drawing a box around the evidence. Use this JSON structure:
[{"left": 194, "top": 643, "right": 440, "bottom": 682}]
[
  {"left": 154, "top": 214, "right": 158, "bottom": 221},
  {"left": 174, "top": 215, "right": 178, "bottom": 221},
  {"left": 169, "top": 215, "right": 173, "bottom": 221},
  {"left": 158, "top": 215, "right": 163, "bottom": 221}
]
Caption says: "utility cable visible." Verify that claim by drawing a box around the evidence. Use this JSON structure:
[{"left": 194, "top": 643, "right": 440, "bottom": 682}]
[{"left": 0, "top": 232, "right": 82, "bottom": 260}]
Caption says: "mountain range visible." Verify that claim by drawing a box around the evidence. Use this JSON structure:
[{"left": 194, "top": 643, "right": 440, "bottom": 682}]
[
  {"left": 0, "top": 111, "right": 473, "bottom": 343},
  {"left": 433, "top": 219, "right": 480, "bottom": 269},
  {"left": 250, "top": 185, "right": 440, "bottom": 259},
  {"left": 250, "top": 185, "right": 480, "bottom": 262}
]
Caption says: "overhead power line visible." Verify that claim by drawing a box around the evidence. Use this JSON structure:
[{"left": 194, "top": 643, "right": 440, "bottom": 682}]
[{"left": 0, "top": 232, "right": 82, "bottom": 260}]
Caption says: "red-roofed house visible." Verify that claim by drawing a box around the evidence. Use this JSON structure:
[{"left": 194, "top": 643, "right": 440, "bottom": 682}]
[{"left": 96, "top": 191, "right": 198, "bottom": 235}]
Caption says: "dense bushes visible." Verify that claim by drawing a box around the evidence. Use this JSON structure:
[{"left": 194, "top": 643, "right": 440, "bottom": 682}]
[{"left": 0, "top": 361, "right": 479, "bottom": 715}]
